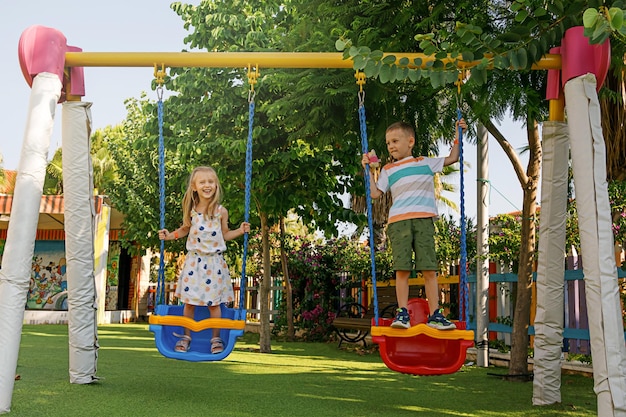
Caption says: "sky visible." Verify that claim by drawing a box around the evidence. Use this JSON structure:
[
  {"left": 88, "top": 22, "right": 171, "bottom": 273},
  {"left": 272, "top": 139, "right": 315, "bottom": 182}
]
[{"left": 0, "top": 0, "right": 531, "bottom": 222}]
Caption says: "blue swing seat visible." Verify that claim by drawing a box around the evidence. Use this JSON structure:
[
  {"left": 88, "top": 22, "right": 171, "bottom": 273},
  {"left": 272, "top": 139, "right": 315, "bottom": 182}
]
[{"left": 149, "top": 304, "right": 246, "bottom": 362}]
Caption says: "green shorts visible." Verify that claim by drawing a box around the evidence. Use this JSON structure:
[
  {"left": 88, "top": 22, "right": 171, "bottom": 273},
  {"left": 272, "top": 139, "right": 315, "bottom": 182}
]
[{"left": 387, "top": 218, "right": 437, "bottom": 272}]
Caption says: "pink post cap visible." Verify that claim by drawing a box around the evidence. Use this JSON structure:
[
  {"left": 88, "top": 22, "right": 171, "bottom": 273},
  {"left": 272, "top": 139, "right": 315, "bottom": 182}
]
[
  {"left": 546, "top": 47, "right": 561, "bottom": 100},
  {"left": 560, "top": 25, "right": 610, "bottom": 92},
  {"left": 67, "top": 45, "right": 85, "bottom": 97},
  {"left": 18, "top": 25, "right": 67, "bottom": 87}
]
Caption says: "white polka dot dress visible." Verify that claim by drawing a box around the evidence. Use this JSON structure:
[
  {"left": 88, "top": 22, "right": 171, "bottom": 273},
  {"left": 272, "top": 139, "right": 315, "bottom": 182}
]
[{"left": 175, "top": 207, "right": 234, "bottom": 306}]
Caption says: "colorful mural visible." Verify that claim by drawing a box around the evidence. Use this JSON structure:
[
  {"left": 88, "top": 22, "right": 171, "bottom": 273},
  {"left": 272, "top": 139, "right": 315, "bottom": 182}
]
[
  {"left": 105, "top": 242, "right": 121, "bottom": 310},
  {"left": 27, "top": 241, "right": 67, "bottom": 310}
]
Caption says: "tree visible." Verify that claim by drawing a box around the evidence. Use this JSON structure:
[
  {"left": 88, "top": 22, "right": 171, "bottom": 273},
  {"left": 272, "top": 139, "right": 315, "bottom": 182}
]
[{"left": 42, "top": 126, "right": 118, "bottom": 195}]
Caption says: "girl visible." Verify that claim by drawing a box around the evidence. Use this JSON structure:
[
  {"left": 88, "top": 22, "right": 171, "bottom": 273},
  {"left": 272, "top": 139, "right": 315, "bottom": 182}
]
[{"left": 159, "top": 166, "right": 250, "bottom": 354}]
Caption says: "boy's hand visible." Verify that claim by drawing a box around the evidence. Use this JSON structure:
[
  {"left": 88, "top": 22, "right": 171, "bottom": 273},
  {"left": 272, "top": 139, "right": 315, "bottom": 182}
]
[
  {"left": 361, "top": 153, "right": 371, "bottom": 169},
  {"left": 456, "top": 118, "right": 467, "bottom": 133}
]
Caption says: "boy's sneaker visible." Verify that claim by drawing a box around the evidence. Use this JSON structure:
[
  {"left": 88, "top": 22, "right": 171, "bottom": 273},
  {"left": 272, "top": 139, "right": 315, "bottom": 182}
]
[
  {"left": 427, "top": 308, "right": 456, "bottom": 330},
  {"left": 390, "top": 307, "right": 411, "bottom": 329}
]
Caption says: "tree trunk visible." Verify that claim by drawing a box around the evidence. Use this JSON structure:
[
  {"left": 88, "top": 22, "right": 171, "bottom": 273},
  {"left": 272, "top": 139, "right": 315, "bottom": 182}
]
[
  {"left": 600, "top": 68, "right": 626, "bottom": 182},
  {"left": 508, "top": 118, "right": 541, "bottom": 379},
  {"left": 279, "top": 216, "right": 295, "bottom": 341},
  {"left": 259, "top": 211, "right": 272, "bottom": 353}
]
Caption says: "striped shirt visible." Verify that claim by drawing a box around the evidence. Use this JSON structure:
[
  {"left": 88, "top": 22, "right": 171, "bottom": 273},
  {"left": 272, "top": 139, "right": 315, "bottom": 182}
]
[{"left": 376, "top": 156, "right": 444, "bottom": 224}]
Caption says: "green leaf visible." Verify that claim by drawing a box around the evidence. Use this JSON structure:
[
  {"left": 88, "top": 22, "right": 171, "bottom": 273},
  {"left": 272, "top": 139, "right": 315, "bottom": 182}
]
[
  {"left": 364, "top": 60, "right": 381, "bottom": 78},
  {"left": 399, "top": 57, "right": 409, "bottom": 66},
  {"left": 389, "top": 65, "right": 399, "bottom": 82},
  {"left": 423, "top": 44, "right": 437, "bottom": 56},
  {"left": 419, "top": 39, "right": 433, "bottom": 50},
  {"left": 444, "top": 71, "right": 458, "bottom": 84},
  {"left": 335, "top": 39, "right": 346, "bottom": 51},
  {"left": 609, "top": 7, "right": 624, "bottom": 30},
  {"left": 357, "top": 46, "right": 372, "bottom": 55},
  {"left": 511, "top": 26, "right": 531, "bottom": 37},
  {"left": 517, "top": 48, "right": 528, "bottom": 69},
  {"left": 498, "top": 32, "right": 522, "bottom": 43},
  {"left": 348, "top": 46, "right": 360, "bottom": 57},
  {"left": 548, "top": 0, "right": 564, "bottom": 15},
  {"left": 379, "top": 65, "right": 391, "bottom": 84},
  {"left": 414, "top": 32, "right": 435, "bottom": 41},
  {"left": 461, "top": 51, "right": 474, "bottom": 62},
  {"left": 370, "top": 50, "right": 384, "bottom": 60},
  {"left": 429, "top": 71, "right": 444, "bottom": 88},
  {"left": 534, "top": 7, "right": 547, "bottom": 17},
  {"left": 528, "top": 43, "right": 538, "bottom": 62},
  {"left": 478, "top": 68, "right": 488, "bottom": 85},
  {"left": 494, "top": 55, "right": 509, "bottom": 69},
  {"left": 413, "top": 57, "right": 423, "bottom": 67},
  {"left": 407, "top": 68, "right": 420, "bottom": 82},
  {"left": 515, "top": 9, "right": 529, "bottom": 23},
  {"left": 382, "top": 54, "right": 397, "bottom": 64},
  {"left": 353, "top": 55, "right": 366, "bottom": 70},
  {"left": 591, "top": 20, "right": 611, "bottom": 44},
  {"left": 508, "top": 50, "right": 519, "bottom": 69}
]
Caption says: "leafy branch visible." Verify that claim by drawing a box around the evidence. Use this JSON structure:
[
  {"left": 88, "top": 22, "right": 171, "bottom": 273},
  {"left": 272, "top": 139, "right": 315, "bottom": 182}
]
[{"left": 335, "top": 1, "right": 592, "bottom": 88}]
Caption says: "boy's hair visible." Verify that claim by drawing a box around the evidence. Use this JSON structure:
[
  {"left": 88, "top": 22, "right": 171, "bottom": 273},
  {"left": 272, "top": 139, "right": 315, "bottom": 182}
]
[
  {"left": 386, "top": 121, "right": 415, "bottom": 139},
  {"left": 181, "top": 166, "right": 223, "bottom": 228}
]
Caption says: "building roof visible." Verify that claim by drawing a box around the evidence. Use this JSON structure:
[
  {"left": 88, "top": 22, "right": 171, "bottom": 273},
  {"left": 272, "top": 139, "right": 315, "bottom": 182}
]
[
  {"left": 0, "top": 194, "right": 124, "bottom": 232},
  {"left": 0, "top": 170, "right": 16, "bottom": 194}
]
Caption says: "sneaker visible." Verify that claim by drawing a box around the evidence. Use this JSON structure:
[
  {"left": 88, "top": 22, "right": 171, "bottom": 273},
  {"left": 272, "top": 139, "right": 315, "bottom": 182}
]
[
  {"left": 427, "top": 308, "right": 456, "bottom": 330},
  {"left": 390, "top": 307, "right": 411, "bottom": 329}
]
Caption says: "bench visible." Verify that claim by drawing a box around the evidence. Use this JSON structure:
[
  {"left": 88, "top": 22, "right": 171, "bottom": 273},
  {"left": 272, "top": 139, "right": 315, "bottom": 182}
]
[{"left": 332, "top": 284, "right": 424, "bottom": 347}]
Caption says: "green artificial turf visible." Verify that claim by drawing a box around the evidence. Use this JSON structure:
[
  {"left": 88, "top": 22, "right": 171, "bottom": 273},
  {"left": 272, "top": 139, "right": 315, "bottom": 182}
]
[{"left": 7, "top": 324, "right": 596, "bottom": 416}]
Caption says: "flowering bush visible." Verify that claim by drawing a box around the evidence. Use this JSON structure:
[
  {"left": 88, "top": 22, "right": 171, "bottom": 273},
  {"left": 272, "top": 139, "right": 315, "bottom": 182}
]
[
  {"left": 283, "top": 237, "right": 341, "bottom": 341},
  {"left": 273, "top": 236, "right": 393, "bottom": 341},
  {"left": 435, "top": 214, "right": 477, "bottom": 275},
  {"left": 489, "top": 214, "right": 522, "bottom": 272},
  {"left": 609, "top": 180, "right": 626, "bottom": 248}
]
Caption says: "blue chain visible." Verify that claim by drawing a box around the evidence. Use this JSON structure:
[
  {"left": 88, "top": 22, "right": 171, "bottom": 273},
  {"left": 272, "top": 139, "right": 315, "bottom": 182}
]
[
  {"left": 457, "top": 108, "right": 469, "bottom": 325},
  {"left": 157, "top": 95, "right": 166, "bottom": 306},
  {"left": 358, "top": 95, "right": 379, "bottom": 324},
  {"left": 239, "top": 99, "right": 254, "bottom": 310}
]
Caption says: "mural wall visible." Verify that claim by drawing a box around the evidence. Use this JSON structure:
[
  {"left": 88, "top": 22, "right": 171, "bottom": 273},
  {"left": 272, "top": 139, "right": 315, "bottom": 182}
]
[
  {"left": 27, "top": 240, "right": 67, "bottom": 310},
  {"left": 0, "top": 239, "right": 122, "bottom": 311}
]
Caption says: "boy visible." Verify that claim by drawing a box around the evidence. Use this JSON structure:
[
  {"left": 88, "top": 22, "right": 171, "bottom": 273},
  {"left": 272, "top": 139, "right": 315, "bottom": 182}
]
[{"left": 361, "top": 119, "right": 467, "bottom": 329}]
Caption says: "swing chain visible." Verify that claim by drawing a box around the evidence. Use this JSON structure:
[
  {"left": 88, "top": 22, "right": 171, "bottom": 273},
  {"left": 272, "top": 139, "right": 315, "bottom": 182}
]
[
  {"left": 454, "top": 70, "right": 468, "bottom": 110},
  {"left": 355, "top": 71, "right": 366, "bottom": 106},
  {"left": 154, "top": 63, "right": 166, "bottom": 101},
  {"left": 247, "top": 65, "right": 259, "bottom": 103}
]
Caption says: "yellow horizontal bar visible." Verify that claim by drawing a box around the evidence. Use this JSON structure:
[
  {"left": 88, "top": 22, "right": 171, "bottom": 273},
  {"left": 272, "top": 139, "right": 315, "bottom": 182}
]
[
  {"left": 148, "top": 314, "right": 245, "bottom": 331},
  {"left": 64, "top": 51, "right": 561, "bottom": 70},
  {"left": 371, "top": 323, "right": 474, "bottom": 340}
]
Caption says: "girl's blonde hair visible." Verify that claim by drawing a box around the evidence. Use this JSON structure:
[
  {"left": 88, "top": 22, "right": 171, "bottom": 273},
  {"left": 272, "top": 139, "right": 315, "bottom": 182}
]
[{"left": 181, "top": 166, "right": 223, "bottom": 227}]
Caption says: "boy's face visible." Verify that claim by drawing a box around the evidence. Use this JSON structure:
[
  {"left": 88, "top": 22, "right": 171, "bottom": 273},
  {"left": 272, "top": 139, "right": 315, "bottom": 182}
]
[{"left": 385, "top": 128, "right": 414, "bottom": 160}]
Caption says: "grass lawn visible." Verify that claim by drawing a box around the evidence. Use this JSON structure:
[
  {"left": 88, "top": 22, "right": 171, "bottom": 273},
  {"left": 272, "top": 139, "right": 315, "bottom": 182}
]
[{"left": 8, "top": 324, "right": 596, "bottom": 417}]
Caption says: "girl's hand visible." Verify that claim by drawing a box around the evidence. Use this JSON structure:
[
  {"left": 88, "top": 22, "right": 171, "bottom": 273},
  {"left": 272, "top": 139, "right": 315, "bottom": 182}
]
[
  {"left": 240, "top": 222, "right": 251, "bottom": 234},
  {"left": 158, "top": 229, "right": 169, "bottom": 240}
]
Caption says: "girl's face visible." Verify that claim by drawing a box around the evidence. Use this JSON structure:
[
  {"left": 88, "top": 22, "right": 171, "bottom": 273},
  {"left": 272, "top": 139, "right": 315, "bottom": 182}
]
[{"left": 192, "top": 170, "right": 218, "bottom": 200}]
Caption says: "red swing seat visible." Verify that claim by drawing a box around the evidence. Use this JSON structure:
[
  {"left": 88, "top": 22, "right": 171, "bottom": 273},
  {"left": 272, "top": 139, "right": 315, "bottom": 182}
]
[{"left": 371, "top": 298, "right": 474, "bottom": 375}]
